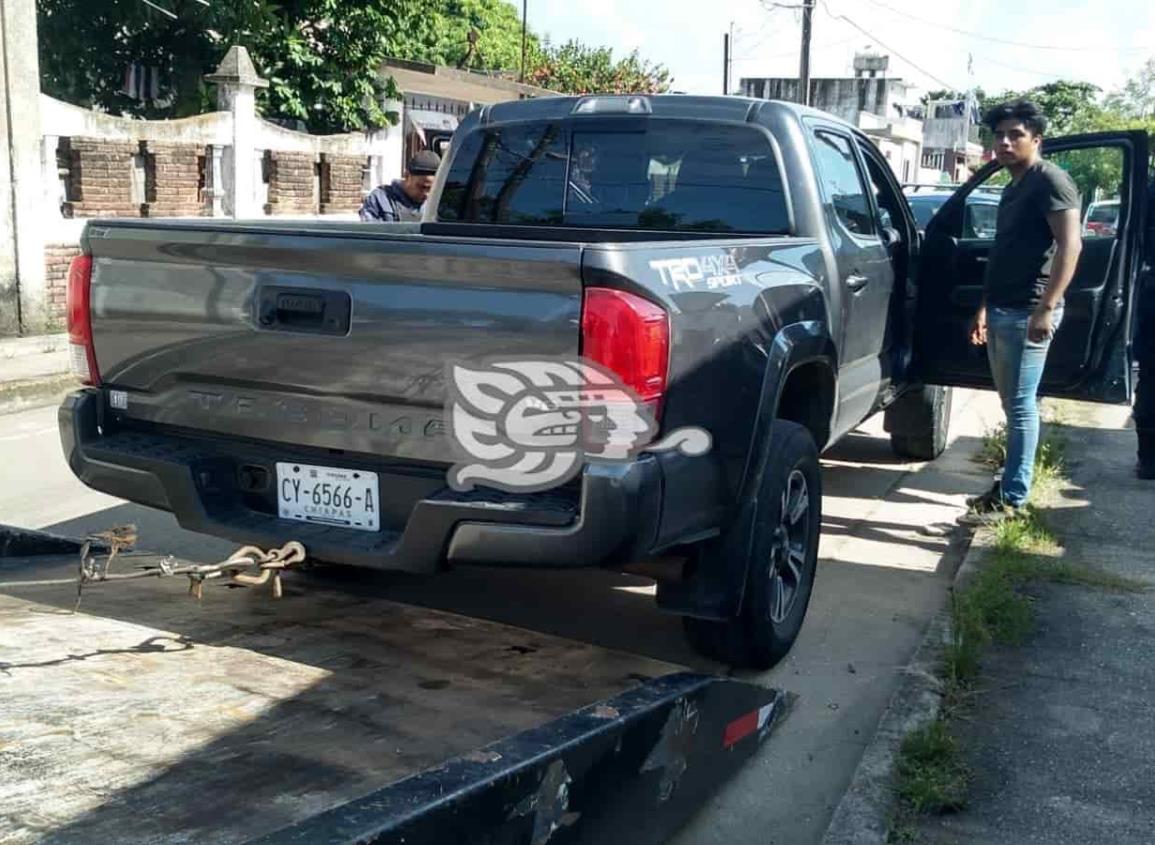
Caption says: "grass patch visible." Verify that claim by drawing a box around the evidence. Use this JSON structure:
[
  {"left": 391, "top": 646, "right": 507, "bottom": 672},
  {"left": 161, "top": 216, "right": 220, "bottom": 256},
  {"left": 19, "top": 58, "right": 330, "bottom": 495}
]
[
  {"left": 895, "top": 720, "right": 969, "bottom": 813},
  {"left": 974, "top": 421, "right": 1066, "bottom": 489},
  {"left": 976, "top": 422, "right": 1008, "bottom": 469}
]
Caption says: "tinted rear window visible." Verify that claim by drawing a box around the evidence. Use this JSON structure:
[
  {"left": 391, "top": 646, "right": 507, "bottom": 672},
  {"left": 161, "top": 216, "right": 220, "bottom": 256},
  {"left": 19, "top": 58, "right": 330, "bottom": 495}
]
[{"left": 437, "top": 120, "right": 791, "bottom": 234}]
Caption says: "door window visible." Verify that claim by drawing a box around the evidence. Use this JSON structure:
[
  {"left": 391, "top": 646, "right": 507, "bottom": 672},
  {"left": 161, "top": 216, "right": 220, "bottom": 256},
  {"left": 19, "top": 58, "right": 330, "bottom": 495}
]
[
  {"left": 958, "top": 146, "right": 1126, "bottom": 240},
  {"left": 859, "top": 151, "right": 904, "bottom": 236},
  {"left": 963, "top": 202, "right": 999, "bottom": 239},
  {"left": 812, "top": 131, "right": 875, "bottom": 237},
  {"left": 1047, "top": 147, "right": 1125, "bottom": 239}
]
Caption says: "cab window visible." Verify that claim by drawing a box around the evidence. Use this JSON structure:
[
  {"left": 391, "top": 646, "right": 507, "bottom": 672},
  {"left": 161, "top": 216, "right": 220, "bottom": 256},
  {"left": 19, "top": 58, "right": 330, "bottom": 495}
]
[{"left": 811, "top": 131, "right": 875, "bottom": 237}]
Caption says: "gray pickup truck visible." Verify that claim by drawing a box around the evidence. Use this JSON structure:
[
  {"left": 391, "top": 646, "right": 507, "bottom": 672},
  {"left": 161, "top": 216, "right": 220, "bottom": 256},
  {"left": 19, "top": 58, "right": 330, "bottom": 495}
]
[{"left": 59, "top": 95, "right": 1149, "bottom": 667}]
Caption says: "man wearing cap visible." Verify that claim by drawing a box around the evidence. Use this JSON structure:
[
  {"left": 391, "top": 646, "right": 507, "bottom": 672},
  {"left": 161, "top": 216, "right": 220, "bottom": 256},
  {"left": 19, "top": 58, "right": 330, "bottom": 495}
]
[{"left": 359, "top": 150, "right": 441, "bottom": 222}]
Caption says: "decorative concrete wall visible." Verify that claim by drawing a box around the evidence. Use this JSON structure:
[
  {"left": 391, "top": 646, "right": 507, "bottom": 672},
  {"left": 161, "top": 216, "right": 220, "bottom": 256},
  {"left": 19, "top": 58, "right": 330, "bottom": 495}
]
[{"left": 4, "top": 44, "right": 406, "bottom": 334}]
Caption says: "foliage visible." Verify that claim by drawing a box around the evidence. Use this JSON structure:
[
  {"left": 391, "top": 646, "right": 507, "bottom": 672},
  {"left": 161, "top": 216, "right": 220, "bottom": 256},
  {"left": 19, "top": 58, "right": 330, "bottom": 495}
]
[
  {"left": 412, "top": 0, "right": 543, "bottom": 74},
  {"left": 529, "top": 39, "right": 671, "bottom": 95},
  {"left": 244, "top": 1, "right": 435, "bottom": 133},
  {"left": 995, "top": 80, "right": 1102, "bottom": 135},
  {"left": 38, "top": 0, "right": 672, "bottom": 132},
  {"left": 38, "top": 0, "right": 227, "bottom": 119},
  {"left": 895, "top": 719, "right": 969, "bottom": 814},
  {"left": 1104, "top": 58, "right": 1155, "bottom": 121},
  {"left": 951, "top": 68, "right": 1155, "bottom": 202},
  {"left": 38, "top": 0, "right": 433, "bottom": 132}
]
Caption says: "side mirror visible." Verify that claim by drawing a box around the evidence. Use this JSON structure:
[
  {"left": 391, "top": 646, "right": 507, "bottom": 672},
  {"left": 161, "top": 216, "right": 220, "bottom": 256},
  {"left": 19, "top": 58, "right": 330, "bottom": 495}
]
[{"left": 881, "top": 226, "right": 901, "bottom": 248}]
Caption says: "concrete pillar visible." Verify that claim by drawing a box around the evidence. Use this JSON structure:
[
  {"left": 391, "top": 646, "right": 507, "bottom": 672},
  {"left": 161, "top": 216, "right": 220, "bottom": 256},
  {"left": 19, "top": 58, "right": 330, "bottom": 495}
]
[
  {"left": 42, "top": 134, "right": 63, "bottom": 219},
  {"left": 205, "top": 46, "right": 268, "bottom": 220},
  {"left": 373, "top": 99, "right": 405, "bottom": 189},
  {"left": 0, "top": 0, "right": 47, "bottom": 335}
]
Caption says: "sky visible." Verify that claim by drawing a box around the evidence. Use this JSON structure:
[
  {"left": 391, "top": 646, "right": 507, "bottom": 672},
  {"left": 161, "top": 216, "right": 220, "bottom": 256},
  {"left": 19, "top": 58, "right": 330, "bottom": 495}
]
[{"left": 530, "top": 0, "right": 1155, "bottom": 103}]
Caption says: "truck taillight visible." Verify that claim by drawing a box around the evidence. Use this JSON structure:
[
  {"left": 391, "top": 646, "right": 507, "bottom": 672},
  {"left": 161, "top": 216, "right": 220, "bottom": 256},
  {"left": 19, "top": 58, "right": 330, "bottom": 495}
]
[
  {"left": 66, "top": 254, "right": 101, "bottom": 386},
  {"left": 580, "top": 287, "right": 670, "bottom": 419}
]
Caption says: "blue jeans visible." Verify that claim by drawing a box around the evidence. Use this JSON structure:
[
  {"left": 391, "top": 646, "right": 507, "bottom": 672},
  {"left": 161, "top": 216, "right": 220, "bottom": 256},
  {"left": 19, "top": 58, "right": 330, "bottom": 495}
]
[{"left": 986, "top": 305, "right": 1063, "bottom": 506}]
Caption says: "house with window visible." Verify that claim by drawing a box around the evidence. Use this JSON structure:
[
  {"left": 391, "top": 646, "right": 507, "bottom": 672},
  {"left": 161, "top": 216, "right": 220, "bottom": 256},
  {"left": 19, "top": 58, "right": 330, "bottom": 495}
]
[
  {"left": 379, "top": 59, "right": 555, "bottom": 171},
  {"left": 920, "top": 96, "right": 984, "bottom": 183},
  {"left": 739, "top": 54, "right": 924, "bottom": 183}
]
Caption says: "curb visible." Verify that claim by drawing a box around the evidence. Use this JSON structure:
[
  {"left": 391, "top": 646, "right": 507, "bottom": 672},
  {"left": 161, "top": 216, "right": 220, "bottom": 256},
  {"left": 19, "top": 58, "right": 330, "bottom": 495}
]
[
  {"left": 820, "top": 529, "right": 993, "bottom": 845},
  {"left": 0, "top": 524, "right": 96, "bottom": 558},
  {"left": 0, "top": 373, "right": 76, "bottom": 416}
]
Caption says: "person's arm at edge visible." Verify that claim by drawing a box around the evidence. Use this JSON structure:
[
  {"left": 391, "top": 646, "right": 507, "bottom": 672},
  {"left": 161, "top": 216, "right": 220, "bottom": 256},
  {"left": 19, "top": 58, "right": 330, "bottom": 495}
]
[
  {"left": 359, "top": 187, "right": 399, "bottom": 222},
  {"left": 358, "top": 188, "right": 381, "bottom": 222},
  {"left": 1030, "top": 208, "right": 1082, "bottom": 342}
]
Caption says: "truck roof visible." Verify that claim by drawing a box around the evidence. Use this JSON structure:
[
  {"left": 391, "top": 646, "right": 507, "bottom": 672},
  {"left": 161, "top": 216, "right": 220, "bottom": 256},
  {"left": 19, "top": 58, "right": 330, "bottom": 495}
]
[{"left": 480, "top": 93, "right": 850, "bottom": 128}]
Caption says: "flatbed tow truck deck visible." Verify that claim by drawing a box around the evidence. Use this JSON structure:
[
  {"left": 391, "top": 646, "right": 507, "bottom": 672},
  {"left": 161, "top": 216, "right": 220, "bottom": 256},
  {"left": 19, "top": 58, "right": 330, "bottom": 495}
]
[{"left": 0, "top": 544, "right": 789, "bottom": 845}]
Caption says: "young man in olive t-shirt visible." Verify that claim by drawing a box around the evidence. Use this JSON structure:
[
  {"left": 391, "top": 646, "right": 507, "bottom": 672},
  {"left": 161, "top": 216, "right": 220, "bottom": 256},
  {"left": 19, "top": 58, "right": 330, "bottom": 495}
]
[{"left": 966, "top": 100, "right": 1084, "bottom": 518}]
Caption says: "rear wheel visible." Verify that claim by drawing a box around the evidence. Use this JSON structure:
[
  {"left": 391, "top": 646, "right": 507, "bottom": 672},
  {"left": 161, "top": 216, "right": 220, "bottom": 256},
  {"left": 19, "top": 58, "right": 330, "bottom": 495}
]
[
  {"left": 683, "top": 420, "right": 822, "bottom": 670},
  {"left": 886, "top": 384, "right": 953, "bottom": 461}
]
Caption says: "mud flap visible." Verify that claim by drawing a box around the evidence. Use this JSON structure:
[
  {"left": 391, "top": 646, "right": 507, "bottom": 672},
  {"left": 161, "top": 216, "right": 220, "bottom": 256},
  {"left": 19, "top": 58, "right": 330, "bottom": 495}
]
[{"left": 248, "top": 673, "right": 792, "bottom": 845}]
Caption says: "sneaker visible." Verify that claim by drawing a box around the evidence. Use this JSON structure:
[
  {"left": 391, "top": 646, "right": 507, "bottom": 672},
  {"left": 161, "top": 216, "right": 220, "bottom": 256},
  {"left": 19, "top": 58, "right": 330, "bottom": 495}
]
[
  {"left": 1139, "top": 462, "right": 1155, "bottom": 481},
  {"left": 959, "top": 504, "right": 1020, "bottom": 526},
  {"left": 959, "top": 485, "right": 1019, "bottom": 526},
  {"left": 966, "top": 482, "right": 1002, "bottom": 509}
]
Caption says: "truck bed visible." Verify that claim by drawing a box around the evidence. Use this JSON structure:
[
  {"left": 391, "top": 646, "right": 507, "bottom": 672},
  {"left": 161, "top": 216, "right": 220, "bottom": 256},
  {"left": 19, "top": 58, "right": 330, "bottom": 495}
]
[{"left": 0, "top": 553, "right": 681, "bottom": 844}]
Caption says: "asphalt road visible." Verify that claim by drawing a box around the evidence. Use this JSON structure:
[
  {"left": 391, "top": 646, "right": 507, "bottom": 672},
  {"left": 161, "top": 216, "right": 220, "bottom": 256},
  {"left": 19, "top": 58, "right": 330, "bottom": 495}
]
[{"left": 1, "top": 390, "right": 1005, "bottom": 843}]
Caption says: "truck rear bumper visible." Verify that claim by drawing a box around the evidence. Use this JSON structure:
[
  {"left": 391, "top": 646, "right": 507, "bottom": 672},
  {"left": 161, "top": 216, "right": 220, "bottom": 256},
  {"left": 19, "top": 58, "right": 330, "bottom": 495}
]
[{"left": 59, "top": 389, "right": 663, "bottom": 573}]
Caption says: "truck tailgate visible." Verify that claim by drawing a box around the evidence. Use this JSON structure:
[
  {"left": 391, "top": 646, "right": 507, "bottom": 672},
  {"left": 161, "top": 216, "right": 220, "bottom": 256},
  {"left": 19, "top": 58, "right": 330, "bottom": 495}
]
[{"left": 86, "top": 222, "right": 583, "bottom": 464}]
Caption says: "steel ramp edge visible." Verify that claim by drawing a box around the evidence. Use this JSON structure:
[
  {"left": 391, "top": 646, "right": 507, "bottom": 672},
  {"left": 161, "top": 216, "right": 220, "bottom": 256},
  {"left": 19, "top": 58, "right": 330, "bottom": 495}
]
[
  {"left": 0, "top": 523, "right": 99, "bottom": 557},
  {"left": 247, "top": 671, "right": 793, "bottom": 845}
]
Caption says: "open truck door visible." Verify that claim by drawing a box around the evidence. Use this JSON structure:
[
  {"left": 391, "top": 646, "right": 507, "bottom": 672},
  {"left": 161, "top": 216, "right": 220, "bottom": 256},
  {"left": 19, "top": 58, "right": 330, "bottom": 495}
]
[{"left": 913, "top": 130, "right": 1149, "bottom": 403}]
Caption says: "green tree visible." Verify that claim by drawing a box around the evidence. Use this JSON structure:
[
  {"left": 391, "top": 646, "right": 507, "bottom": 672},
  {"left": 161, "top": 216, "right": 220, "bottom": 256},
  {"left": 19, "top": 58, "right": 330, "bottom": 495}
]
[
  {"left": 235, "top": 2, "right": 436, "bottom": 133},
  {"left": 38, "top": 0, "right": 672, "bottom": 130},
  {"left": 529, "top": 39, "right": 671, "bottom": 95},
  {"left": 1104, "top": 58, "right": 1155, "bottom": 121},
  {"left": 38, "top": 0, "right": 434, "bottom": 132},
  {"left": 38, "top": 0, "right": 228, "bottom": 119},
  {"left": 982, "top": 70, "right": 1155, "bottom": 203},
  {"left": 414, "top": 0, "right": 543, "bottom": 73},
  {"left": 985, "top": 80, "right": 1102, "bottom": 135}
]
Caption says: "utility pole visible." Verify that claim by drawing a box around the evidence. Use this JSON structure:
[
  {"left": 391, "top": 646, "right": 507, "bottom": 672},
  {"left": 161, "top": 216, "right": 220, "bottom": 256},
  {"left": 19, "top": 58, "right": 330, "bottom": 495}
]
[
  {"left": 799, "top": 0, "right": 814, "bottom": 106},
  {"left": 722, "top": 30, "right": 730, "bottom": 95},
  {"left": 520, "top": 0, "right": 528, "bottom": 83}
]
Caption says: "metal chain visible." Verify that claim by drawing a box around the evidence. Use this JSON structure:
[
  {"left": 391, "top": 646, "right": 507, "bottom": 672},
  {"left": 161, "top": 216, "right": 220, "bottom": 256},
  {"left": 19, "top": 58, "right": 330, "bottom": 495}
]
[{"left": 0, "top": 534, "right": 307, "bottom": 608}]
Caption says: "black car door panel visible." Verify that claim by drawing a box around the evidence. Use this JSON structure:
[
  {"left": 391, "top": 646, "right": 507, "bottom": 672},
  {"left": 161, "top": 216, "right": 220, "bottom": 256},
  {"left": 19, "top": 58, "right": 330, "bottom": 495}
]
[{"left": 914, "top": 131, "right": 1149, "bottom": 403}]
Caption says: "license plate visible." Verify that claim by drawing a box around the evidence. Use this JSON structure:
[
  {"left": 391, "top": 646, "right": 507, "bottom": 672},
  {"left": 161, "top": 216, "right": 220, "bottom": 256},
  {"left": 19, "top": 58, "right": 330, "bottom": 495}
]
[{"left": 276, "top": 462, "right": 379, "bottom": 532}]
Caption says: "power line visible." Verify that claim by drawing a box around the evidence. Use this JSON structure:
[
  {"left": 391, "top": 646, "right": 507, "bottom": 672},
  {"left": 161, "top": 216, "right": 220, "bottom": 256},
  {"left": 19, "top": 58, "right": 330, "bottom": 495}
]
[
  {"left": 971, "top": 53, "right": 1092, "bottom": 81},
  {"left": 859, "top": 0, "right": 1151, "bottom": 53},
  {"left": 732, "top": 35, "right": 859, "bottom": 62},
  {"left": 818, "top": 1, "right": 962, "bottom": 91}
]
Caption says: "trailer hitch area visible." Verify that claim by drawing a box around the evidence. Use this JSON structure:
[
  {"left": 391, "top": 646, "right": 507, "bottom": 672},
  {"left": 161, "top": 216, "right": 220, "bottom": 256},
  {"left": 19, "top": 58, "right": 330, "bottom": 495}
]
[{"left": 76, "top": 533, "right": 307, "bottom": 603}]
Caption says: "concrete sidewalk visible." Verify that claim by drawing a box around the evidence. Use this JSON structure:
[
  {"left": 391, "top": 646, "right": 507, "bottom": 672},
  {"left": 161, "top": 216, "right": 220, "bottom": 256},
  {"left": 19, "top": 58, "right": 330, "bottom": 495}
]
[
  {"left": 0, "top": 333, "right": 73, "bottom": 415},
  {"left": 916, "top": 404, "right": 1155, "bottom": 844}
]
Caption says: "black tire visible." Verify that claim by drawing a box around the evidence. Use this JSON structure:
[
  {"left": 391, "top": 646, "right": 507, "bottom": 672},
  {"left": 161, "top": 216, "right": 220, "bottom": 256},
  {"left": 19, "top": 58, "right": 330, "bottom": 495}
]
[
  {"left": 682, "top": 420, "right": 822, "bottom": 670},
  {"left": 887, "top": 384, "right": 953, "bottom": 461}
]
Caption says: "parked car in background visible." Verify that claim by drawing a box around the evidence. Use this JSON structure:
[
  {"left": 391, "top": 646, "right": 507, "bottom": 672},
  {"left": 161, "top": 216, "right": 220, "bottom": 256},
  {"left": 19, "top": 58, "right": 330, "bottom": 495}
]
[
  {"left": 906, "top": 189, "right": 1001, "bottom": 239},
  {"left": 1083, "top": 199, "right": 1120, "bottom": 238}
]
